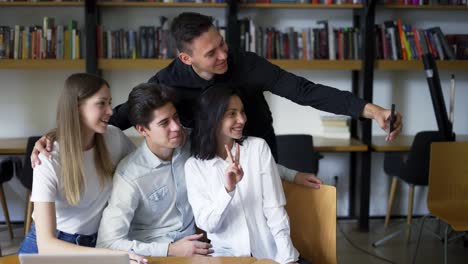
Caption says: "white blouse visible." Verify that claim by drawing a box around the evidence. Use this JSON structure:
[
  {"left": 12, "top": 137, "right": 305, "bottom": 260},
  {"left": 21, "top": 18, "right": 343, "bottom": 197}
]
[{"left": 184, "top": 137, "right": 299, "bottom": 264}]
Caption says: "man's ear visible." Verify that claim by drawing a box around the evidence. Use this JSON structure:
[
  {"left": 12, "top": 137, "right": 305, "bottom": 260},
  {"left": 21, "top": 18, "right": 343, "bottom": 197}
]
[
  {"left": 178, "top": 52, "right": 192, "bottom": 66},
  {"left": 135, "top": 124, "right": 148, "bottom": 137}
]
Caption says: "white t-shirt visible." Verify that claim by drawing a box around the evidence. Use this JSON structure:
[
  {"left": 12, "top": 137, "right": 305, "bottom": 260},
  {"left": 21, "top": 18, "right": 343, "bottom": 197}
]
[{"left": 31, "top": 125, "right": 135, "bottom": 235}]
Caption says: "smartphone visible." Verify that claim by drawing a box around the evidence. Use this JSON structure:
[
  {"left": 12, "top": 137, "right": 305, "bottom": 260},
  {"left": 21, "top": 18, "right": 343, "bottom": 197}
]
[{"left": 389, "top": 104, "right": 395, "bottom": 136}]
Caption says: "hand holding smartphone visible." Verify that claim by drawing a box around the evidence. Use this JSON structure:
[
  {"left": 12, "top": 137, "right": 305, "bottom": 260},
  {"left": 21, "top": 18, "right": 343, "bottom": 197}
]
[{"left": 389, "top": 104, "right": 395, "bottom": 137}]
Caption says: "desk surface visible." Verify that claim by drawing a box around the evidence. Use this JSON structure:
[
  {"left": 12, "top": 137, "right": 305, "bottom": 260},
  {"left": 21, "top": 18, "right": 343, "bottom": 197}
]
[
  {"left": 372, "top": 134, "right": 468, "bottom": 152},
  {"left": 0, "top": 256, "right": 263, "bottom": 264},
  {"left": 0, "top": 138, "right": 28, "bottom": 155},
  {"left": 0, "top": 136, "right": 368, "bottom": 155}
]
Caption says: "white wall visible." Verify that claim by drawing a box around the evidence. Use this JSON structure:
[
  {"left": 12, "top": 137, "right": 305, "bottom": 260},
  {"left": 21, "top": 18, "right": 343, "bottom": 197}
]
[{"left": 1, "top": 6, "right": 467, "bottom": 222}]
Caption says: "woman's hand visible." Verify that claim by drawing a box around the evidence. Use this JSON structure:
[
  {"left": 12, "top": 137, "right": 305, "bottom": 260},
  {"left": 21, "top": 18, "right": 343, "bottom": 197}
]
[
  {"left": 224, "top": 143, "right": 244, "bottom": 193},
  {"left": 128, "top": 251, "right": 148, "bottom": 264}
]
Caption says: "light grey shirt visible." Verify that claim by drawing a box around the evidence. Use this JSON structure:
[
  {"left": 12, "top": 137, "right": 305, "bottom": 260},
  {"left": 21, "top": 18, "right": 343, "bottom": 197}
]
[{"left": 96, "top": 139, "right": 195, "bottom": 256}]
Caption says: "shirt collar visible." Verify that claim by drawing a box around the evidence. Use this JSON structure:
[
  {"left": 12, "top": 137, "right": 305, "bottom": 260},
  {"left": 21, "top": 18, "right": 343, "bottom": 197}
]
[{"left": 139, "top": 141, "right": 171, "bottom": 169}]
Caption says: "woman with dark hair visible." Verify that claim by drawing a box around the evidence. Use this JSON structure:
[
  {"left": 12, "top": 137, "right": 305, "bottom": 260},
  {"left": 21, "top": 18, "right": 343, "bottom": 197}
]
[{"left": 185, "top": 85, "right": 302, "bottom": 264}]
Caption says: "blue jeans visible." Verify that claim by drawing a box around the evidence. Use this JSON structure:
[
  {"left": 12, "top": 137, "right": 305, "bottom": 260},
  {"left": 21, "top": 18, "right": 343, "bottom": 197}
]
[{"left": 18, "top": 224, "right": 98, "bottom": 254}]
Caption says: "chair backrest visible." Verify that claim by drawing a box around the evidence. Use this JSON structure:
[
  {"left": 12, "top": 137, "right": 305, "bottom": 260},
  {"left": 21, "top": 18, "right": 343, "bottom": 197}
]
[
  {"left": 428, "top": 142, "right": 468, "bottom": 231},
  {"left": 17, "top": 136, "right": 41, "bottom": 190},
  {"left": 276, "top": 134, "right": 321, "bottom": 174},
  {"left": 0, "top": 158, "right": 15, "bottom": 184},
  {"left": 282, "top": 181, "right": 337, "bottom": 264},
  {"left": 398, "top": 131, "right": 445, "bottom": 185}
]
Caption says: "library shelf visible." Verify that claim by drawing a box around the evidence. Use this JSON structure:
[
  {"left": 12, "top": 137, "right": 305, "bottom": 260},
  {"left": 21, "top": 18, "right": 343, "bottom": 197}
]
[
  {"left": 98, "top": 59, "right": 172, "bottom": 70},
  {"left": 380, "top": 4, "right": 468, "bottom": 10},
  {"left": 97, "top": 2, "right": 226, "bottom": 7},
  {"left": 376, "top": 60, "right": 468, "bottom": 71},
  {"left": 270, "top": 59, "right": 362, "bottom": 70},
  {"left": 0, "top": 59, "right": 85, "bottom": 70},
  {"left": 0, "top": 1, "right": 83, "bottom": 7},
  {"left": 239, "top": 3, "right": 363, "bottom": 9},
  {"left": 97, "top": 59, "right": 362, "bottom": 70}
]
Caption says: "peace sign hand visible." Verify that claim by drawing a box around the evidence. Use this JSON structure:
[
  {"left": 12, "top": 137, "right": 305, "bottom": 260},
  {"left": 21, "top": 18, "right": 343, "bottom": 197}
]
[{"left": 224, "top": 143, "right": 244, "bottom": 193}]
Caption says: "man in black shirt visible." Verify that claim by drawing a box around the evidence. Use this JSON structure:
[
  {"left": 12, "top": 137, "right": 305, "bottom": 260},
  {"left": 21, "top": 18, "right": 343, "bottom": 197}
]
[
  {"left": 33, "top": 12, "right": 402, "bottom": 188},
  {"left": 109, "top": 12, "right": 402, "bottom": 185}
]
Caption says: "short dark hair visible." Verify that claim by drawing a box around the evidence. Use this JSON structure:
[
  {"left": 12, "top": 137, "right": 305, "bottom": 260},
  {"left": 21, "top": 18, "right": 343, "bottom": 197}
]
[
  {"left": 170, "top": 12, "right": 215, "bottom": 55},
  {"left": 128, "top": 83, "right": 174, "bottom": 128},
  {"left": 191, "top": 84, "right": 245, "bottom": 160}
]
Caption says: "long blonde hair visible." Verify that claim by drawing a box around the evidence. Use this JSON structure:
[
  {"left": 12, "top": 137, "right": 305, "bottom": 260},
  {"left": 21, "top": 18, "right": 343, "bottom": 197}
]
[{"left": 57, "top": 73, "right": 115, "bottom": 205}]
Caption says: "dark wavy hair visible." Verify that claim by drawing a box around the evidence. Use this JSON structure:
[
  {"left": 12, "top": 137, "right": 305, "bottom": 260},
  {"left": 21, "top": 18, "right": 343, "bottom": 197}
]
[
  {"left": 191, "top": 84, "right": 245, "bottom": 160},
  {"left": 127, "top": 83, "right": 175, "bottom": 129}
]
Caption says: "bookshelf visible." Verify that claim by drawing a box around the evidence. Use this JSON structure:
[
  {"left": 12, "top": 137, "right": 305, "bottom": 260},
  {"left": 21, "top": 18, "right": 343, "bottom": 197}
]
[
  {"left": 2, "top": 0, "right": 467, "bottom": 230},
  {"left": 238, "top": 3, "right": 363, "bottom": 9},
  {"left": 0, "top": 2, "right": 85, "bottom": 68},
  {"left": 368, "top": 1, "right": 468, "bottom": 226},
  {"left": 376, "top": 60, "right": 468, "bottom": 70},
  {"left": 0, "top": 2, "right": 83, "bottom": 7},
  {"left": 97, "top": 58, "right": 362, "bottom": 70},
  {"left": 0, "top": 59, "right": 85, "bottom": 70},
  {"left": 97, "top": 2, "right": 226, "bottom": 7},
  {"left": 380, "top": 4, "right": 468, "bottom": 10}
]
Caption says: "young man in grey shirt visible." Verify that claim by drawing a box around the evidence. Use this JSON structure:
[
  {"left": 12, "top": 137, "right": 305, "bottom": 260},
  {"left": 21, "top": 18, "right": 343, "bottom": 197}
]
[{"left": 96, "top": 83, "right": 212, "bottom": 256}]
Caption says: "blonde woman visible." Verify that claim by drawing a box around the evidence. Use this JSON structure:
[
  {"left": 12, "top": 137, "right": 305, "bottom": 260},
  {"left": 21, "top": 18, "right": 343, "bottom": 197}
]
[{"left": 18, "top": 73, "right": 146, "bottom": 263}]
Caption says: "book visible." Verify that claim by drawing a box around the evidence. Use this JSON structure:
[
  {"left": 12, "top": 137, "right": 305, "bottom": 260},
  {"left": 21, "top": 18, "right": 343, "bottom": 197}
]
[{"left": 427, "top": 27, "right": 456, "bottom": 60}]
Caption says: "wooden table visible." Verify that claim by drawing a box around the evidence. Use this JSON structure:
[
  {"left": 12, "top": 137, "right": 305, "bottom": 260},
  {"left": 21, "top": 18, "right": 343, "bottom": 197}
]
[
  {"left": 0, "top": 256, "right": 266, "bottom": 264},
  {"left": 0, "top": 136, "right": 368, "bottom": 155},
  {"left": 0, "top": 138, "right": 28, "bottom": 155},
  {"left": 372, "top": 134, "right": 468, "bottom": 152}
]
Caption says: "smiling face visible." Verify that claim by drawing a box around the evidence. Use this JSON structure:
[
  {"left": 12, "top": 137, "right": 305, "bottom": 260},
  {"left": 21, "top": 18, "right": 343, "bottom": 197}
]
[
  {"left": 78, "top": 84, "right": 112, "bottom": 135},
  {"left": 217, "top": 95, "right": 247, "bottom": 144},
  {"left": 179, "top": 26, "right": 229, "bottom": 80},
  {"left": 138, "top": 102, "right": 183, "bottom": 153}
]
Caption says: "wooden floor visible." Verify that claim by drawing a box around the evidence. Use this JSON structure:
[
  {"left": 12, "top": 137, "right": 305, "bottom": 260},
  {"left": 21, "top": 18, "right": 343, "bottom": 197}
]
[{"left": 1, "top": 219, "right": 467, "bottom": 263}]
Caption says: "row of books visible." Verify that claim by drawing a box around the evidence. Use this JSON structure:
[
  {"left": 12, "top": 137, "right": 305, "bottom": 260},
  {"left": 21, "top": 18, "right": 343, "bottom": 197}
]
[
  {"left": 239, "top": 18, "right": 361, "bottom": 60},
  {"left": 239, "top": 0, "right": 362, "bottom": 4},
  {"left": 97, "top": 0, "right": 225, "bottom": 2},
  {"left": 375, "top": 20, "right": 467, "bottom": 60},
  {"left": 97, "top": 26, "right": 177, "bottom": 59},
  {"left": 379, "top": 0, "right": 468, "bottom": 5},
  {"left": 96, "top": 16, "right": 226, "bottom": 59},
  {"left": 0, "top": 18, "right": 82, "bottom": 60},
  {"left": 0, "top": 0, "right": 82, "bottom": 2}
]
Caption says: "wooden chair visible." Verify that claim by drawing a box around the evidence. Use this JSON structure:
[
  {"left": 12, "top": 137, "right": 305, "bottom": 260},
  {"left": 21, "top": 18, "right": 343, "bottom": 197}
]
[
  {"left": 413, "top": 141, "right": 468, "bottom": 264},
  {"left": 283, "top": 181, "right": 337, "bottom": 264},
  {"left": 374, "top": 131, "right": 444, "bottom": 247}
]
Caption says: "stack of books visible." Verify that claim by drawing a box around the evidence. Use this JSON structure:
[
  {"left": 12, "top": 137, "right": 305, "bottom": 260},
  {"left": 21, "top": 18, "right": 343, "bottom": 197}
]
[{"left": 320, "top": 115, "right": 350, "bottom": 140}]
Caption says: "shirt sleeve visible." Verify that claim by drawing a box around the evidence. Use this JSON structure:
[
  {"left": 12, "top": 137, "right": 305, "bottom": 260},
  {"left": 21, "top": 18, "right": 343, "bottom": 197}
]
[
  {"left": 258, "top": 140, "right": 299, "bottom": 264},
  {"left": 276, "top": 164, "right": 297, "bottom": 183},
  {"left": 109, "top": 102, "right": 132, "bottom": 131},
  {"left": 184, "top": 159, "right": 234, "bottom": 233},
  {"left": 96, "top": 171, "right": 169, "bottom": 257},
  {"left": 30, "top": 154, "right": 58, "bottom": 202},
  {"left": 249, "top": 52, "right": 367, "bottom": 119},
  {"left": 109, "top": 73, "right": 161, "bottom": 130}
]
